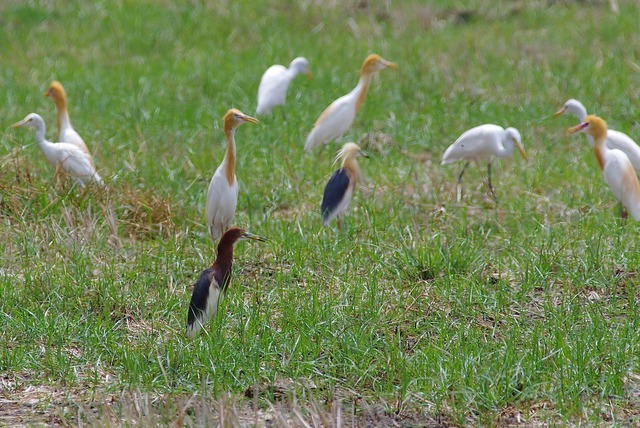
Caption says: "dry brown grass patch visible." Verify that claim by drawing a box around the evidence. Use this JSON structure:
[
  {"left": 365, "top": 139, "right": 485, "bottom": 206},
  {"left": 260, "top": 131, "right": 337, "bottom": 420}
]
[{"left": 114, "top": 184, "right": 176, "bottom": 239}]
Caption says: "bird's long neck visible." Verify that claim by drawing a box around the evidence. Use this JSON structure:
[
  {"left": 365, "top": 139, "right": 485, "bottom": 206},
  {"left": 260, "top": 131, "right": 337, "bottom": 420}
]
[
  {"left": 354, "top": 72, "right": 374, "bottom": 113},
  {"left": 33, "top": 123, "right": 47, "bottom": 146},
  {"left": 223, "top": 126, "right": 236, "bottom": 185},
  {"left": 592, "top": 129, "right": 608, "bottom": 171},
  {"left": 285, "top": 66, "right": 300, "bottom": 82},
  {"left": 53, "top": 95, "right": 72, "bottom": 136},
  {"left": 32, "top": 124, "right": 58, "bottom": 164},
  {"left": 342, "top": 157, "right": 362, "bottom": 184},
  {"left": 570, "top": 103, "right": 588, "bottom": 121},
  {"left": 213, "top": 248, "right": 234, "bottom": 291},
  {"left": 497, "top": 134, "right": 516, "bottom": 159}
]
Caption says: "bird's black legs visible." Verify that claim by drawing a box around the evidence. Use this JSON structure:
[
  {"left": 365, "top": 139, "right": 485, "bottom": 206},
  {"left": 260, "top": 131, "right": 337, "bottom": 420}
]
[
  {"left": 487, "top": 162, "right": 498, "bottom": 203},
  {"left": 456, "top": 161, "right": 470, "bottom": 202},
  {"left": 457, "top": 161, "right": 470, "bottom": 183},
  {"left": 281, "top": 108, "right": 288, "bottom": 123}
]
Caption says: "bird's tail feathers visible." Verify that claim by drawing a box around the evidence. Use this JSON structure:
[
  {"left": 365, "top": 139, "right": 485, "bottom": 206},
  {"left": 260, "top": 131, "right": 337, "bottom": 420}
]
[
  {"left": 304, "top": 127, "right": 320, "bottom": 152},
  {"left": 185, "top": 321, "right": 201, "bottom": 338},
  {"left": 321, "top": 209, "right": 331, "bottom": 226},
  {"left": 186, "top": 309, "right": 205, "bottom": 338}
]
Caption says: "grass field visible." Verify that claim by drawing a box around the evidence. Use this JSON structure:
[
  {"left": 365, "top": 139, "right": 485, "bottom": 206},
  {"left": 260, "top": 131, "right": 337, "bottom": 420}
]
[{"left": 1, "top": 0, "right": 640, "bottom": 426}]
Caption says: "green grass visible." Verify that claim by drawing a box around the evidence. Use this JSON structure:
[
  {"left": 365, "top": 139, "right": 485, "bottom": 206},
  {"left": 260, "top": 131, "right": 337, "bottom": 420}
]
[{"left": 1, "top": 0, "right": 640, "bottom": 426}]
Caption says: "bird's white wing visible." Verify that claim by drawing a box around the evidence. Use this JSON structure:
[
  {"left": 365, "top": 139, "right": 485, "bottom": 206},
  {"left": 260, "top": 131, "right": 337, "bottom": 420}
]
[
  {"left": 45, "top": 144, "right": 101, "bottom": 187},
  {"left": 186, "top": 268, "right": 220, "bottom": 338},
  {"left": 54, "top": 143, "right": 96, "bottom": 177},
  {"left": 441, "top": 124, "right": 503, "bottom": 164},
  {"left": 606, "top": 129, "right": 640, "bottom": 171},
  {"left": 256, "top": 65, "right": 287, "bottom": 115},
  {"left": 603, "top": 150, "right": 640, "bottom": 219},
  {"left": 304, "top": 95, "right": 356, "bottom": 151},
  {"left": 206, "top": 165, "right": 239, "bottom": 241}
]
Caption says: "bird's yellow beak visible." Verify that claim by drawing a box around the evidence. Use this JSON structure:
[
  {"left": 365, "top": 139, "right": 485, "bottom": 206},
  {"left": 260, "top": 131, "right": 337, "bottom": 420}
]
[
  {"left": 360, "top": 150, "right": 370, "bottom": 158},
  {"left": 516, "top": 142, "right": 527, "bottom": 161},
  {"left": 383, "top": 60, "right": 398, "bottom": 69},
  {"left": 241, "top": 231, "right": 267, "bottom": 242},
  {"left": 306, "top": 70, "right": 313, "bottom": 80},
  {"left": 43, "top": 89, "right": 51, "bottom": 98},
  {"left": 10, "top": 118, "right": 29, "bottom": 128},
  {"left": 567, "top": 122, "right": 588, "bottom": 135},
  {"left": 241, "top": 115, "right": 260, "bottom": 125},
  {"left": 553, "top": 106, "right": 566, "bottom": 117}
]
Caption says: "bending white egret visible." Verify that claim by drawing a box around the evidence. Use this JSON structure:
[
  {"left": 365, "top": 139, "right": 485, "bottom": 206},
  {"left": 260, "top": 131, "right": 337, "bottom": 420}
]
[{"left": 441, "top": 124, "right": 526, "bottom": 203}]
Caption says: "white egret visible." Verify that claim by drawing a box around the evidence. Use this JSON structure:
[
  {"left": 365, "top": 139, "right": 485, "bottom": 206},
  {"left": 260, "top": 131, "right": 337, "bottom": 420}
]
[
  {"left": 304, "top": 54, "right": 397, "bottom": 152},
  {"left": 11, "top": 113, "right": 103, "bottom": 187},
  {"left": 441, "top": 125, "right": 526, "bottom": 203},
  {"left": 256, "top": 57, "right": 312, "bottom": 117},
  {"left": 206, "top": 109, "right": 259, "bottom": 243}
]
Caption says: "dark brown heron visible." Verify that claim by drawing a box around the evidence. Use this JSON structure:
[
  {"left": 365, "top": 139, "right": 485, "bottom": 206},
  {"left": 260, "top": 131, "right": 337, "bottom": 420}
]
[{"left": 186, "top": 227, "right": 265, "bottom": 338}]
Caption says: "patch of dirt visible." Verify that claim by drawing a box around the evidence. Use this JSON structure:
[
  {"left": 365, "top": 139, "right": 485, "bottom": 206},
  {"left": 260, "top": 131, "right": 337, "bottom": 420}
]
[{"left": 4, "top": 378, "right": 640, "bottom": 427}]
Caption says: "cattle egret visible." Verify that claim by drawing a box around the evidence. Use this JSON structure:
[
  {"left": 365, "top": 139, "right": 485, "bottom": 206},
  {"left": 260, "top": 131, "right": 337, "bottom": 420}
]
[
  {"left": 320, "top": 142, "right": 368, "bottom": 228},
  {"left": 441, "top": 125, "right": 526, "bottom": 203},
  {"left": 11, "top": 113, "right": 103, "bottom": 187},
  {"left": 568, "top": 115, "right": 640, "bottom": 220},
  {"left": 186, "top": 227, "right": 265, "bottom": 338},
  {"left": 304, "top": 54, "right": 396, "bottom": 152},
  {"left": 44, "top": 81, "right": 91, "bottom": 155},
  {"left": 206, "top": 109, "right": 259, "bottom": 243},
  {"left": 256, "top": 57, "right": 312, "bottom": 116},
  {"left": 555, "top": 99, "right": 640, "bottom": 171}
]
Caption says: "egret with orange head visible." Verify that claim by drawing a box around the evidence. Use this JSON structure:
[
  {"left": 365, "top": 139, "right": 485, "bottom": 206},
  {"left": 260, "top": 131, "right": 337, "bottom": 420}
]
[
  {"left": 186, "top": 227, "right": 265, "bottom": 338},
  {"left": 304, "top": 54, "right": 397, "bottom": 152},
  {"left": 321, "top": 142, "right": 368, "bottom": 228},
  {"left": 44, "top": 81, "right": 91, "bottom": 155},
  {"left": 567, "top": 115, "right": 640, "bottom": 220},
  {"left": 554, "top": 99, "right": 640, "bottom": 171},
  {"left": 206, "top": 109, "right": 259, "bottom": 243}
]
